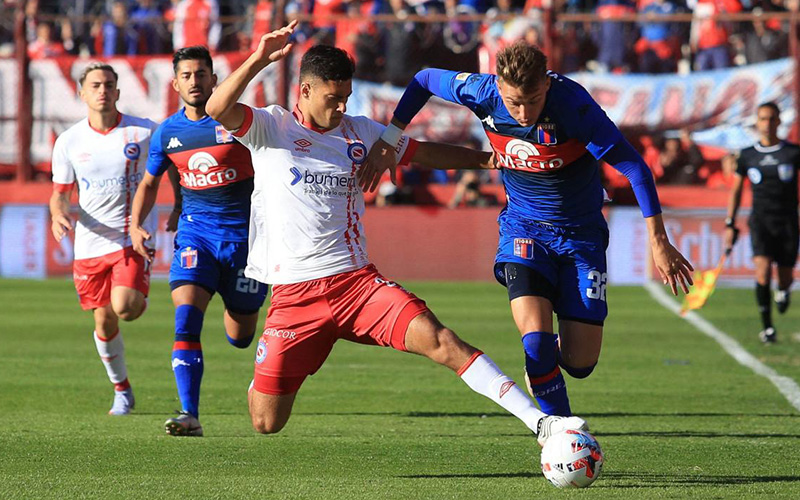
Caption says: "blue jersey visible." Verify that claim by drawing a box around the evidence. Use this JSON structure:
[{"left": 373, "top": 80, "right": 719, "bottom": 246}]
[
  {"left": 147, "top": 110, "right": 255, "bottom": 241},
  {"left": 419, "top": 71, "right": 623, "bottom": 229}
]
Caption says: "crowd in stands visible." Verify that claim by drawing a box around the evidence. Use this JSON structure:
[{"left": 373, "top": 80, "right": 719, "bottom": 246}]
[
  {"left": 0, "top": 0, "right": 793, "bottom": 199},
  {"left": 1, "top": 0, "right": 796, "bottom": 72}
]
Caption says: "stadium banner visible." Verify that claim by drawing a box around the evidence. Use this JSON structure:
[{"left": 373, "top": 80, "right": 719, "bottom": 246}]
[
  {"left": 3, "top": 204, "right": 796, "bottom": 283},
  {"left": 0, "top": 204, "right": 177, "bottom": 279},
  {"left": 610, "top": 207, "right": 799, "bottom": 286},
  {"left": 0, "top": 54, "right": 279, "bottom": 165},
  {"left": 0, "top": 56, "right": 793, "bottom": 165},
  {"left": 568, "top": 58, "right": 795, "bottom": 151}
]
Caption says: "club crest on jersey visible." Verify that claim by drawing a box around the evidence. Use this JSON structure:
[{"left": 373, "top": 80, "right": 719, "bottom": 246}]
[
  {"left": 514, "top": 238, "right": 534, "bottom": 259},
  {"left": 747, "top": 168, "right": 763, "bottom": 185},
  {"left": 347, "top": 142, "right": 367, "bottom": 164},
  {"left": 778, "top": 164, "right": 795, "bottom": 182},
  {"left": 535, "top": 123, "right": 557, "bottom": 145},
  {"left": 180, "top": 247, "right": 198, "bottom": 269},
  {"left": 123, "top": 143, "right": 140, "bottom": 160},
  {"left": 255, "top": 340, "right": 267, "bottom": 364},
  {"left": 215, "top": 125, "right": 234, "bottom": 144}
]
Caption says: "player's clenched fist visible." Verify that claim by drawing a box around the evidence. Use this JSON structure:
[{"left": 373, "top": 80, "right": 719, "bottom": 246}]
[
  {"left": 130, "top": 225, "right": 153, "bottom": 262},
  {"left": 50, "top": 213, "right": 73, "bottom": 242}
]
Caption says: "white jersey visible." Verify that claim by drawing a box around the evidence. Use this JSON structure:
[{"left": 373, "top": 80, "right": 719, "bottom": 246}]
[
  {"left": 52, "top": 114, "right": 158, "bottom": 260},
  {"left": 232, "top": 105, "right": 415, "bottom": 285}
]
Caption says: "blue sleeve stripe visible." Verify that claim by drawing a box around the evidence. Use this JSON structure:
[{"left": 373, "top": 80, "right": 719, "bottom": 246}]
[
  {"left": 603, "top": 140, "right": 662, "bottom": 218},
  {"left": 393, "top": 69, "right": 458, "bottom": 125}
]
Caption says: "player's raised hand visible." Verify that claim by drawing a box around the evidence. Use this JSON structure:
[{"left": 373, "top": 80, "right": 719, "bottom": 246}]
[
  {"left": 253, "top": 20, "right": 297, "bottom": 66},
  {"left": 359, "top": 138, "right": 398, "bottom": 192},
  {"left": 50, "top": 214, "right": 73, "bottom": 242},
  {"left": 130, "top": 225, "right": 153, "bottom": 262},
  {"left": 651, "top": 240, "right": 694, "bottom": 295}
]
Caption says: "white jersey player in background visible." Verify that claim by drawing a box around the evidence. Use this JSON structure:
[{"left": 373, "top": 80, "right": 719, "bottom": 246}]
[
  {"left": 49, "top": 62, "right": 167, "bottom": 416},
  {"left": 206, "top": 22, "right": 589, "bottom": 445}
]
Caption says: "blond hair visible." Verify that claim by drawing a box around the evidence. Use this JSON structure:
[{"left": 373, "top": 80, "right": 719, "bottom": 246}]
[
  {"left": 495, "top": 42, "right": 548, "bottom": 91},
  {"left": 79, "top": 62, "right": 119, "bottom": 87}
]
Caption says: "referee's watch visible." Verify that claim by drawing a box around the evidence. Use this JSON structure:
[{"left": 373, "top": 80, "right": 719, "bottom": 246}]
[{"left": 724, "top": 217, "right": 735, "bottom": 228}]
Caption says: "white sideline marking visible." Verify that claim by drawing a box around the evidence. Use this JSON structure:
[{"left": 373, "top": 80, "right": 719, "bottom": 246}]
[{"left": 645, "top": 282, "right": 800, "bottom": 412}]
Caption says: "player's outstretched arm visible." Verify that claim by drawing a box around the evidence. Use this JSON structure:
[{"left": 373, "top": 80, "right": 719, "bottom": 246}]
[
  {"left": 49, "top": 189, "right": 73, "bottom": 242},
  {"left": 359, "top": 68, "right": 454, "bottom": 192},
  {"left": 206, "top": 20, "right": 296, "bottom": 131},
  {"left": 130, "top": 172, "right": 161, "bottom": 262},
  {"left": 602, "top": 140, "right": 694, "bottom": 294},
  {"left": 723, "top": 173, "right": 745, "bottom": 252},
  {"left": 411, "top": 142, "right": 495, "bottom": 170},
  {"left": 647, "top": 214, "right": 694, "bottom": 295}
]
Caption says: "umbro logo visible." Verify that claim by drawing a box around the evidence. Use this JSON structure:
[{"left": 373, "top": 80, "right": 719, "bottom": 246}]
[
  {"left": 167, "top": 137, "right": 183, "bottom": 149},
  {"left": 294, "top": 138, "right": 312, "bottom": 152}
]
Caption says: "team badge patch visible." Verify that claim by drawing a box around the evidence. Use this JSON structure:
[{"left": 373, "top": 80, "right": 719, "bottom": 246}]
[
  {"left": 215, "top": 125, "right": 234, "bottom": 144},
  {"left": 255, "top": 340, "right": 267, "bottom": 364},
  {"left": 180, "top": 247, "right": 198, "bottom": 269},
  {"left": 514, "top": 238, "right": 534, "bottom": 259},
  {"left": 123, "top": 143, "right": 140, "bottom": 160},
  {"left": 747, "top": 168, "right": 763, "bottom": 185},
  {"left": 535, "top": 123, "right": 557, "bottom": 145},
  {"left": 347, "top": 142, "right": 367, "bottom": 164},
  {"left": 455, "top": 72, "right": 470, "bottom": 81},
  {"left": 778, "top": 164, "right": 795, "bottom": 182}
]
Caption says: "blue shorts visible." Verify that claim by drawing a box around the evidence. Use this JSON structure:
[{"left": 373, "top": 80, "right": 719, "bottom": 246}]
[
  {"left": 170, "top": 230, "right": 268, "bottom": 315},
  {"left": 494, "top": 218, "right": 609, "bottom": 325}
]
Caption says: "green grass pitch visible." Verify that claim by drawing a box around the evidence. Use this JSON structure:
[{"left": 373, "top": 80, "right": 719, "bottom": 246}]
[{"left": 1, "top": 278, "right": 799, "bottom": 499}]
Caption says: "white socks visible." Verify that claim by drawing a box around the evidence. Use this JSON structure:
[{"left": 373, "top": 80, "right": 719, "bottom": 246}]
[
  {"left": 93, "top": 330, "right": 128, "bottom": 387},
  {"left": 459, "top": 353, "right": 545, "bottom": 433}
]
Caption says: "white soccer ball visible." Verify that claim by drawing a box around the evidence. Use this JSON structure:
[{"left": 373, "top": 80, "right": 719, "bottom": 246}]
[{"left": 540, "top": 429, "right": 604, "bottom": 488}]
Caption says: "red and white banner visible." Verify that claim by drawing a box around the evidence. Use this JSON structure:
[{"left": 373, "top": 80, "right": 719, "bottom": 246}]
[{"left": 0, "top": 54, "right": 279, "bottom": 165}]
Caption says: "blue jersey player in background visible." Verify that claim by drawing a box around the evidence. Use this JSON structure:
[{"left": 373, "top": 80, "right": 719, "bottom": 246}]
[
  {"left": 360, "top": 42, "right": 694, "bottom": 419},
  {"left": 131, "top": 46, "right": 268, "bottom": 437}
]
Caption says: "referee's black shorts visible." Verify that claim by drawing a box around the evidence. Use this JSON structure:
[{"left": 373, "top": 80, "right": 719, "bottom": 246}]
[{"left": 749, "top": 215, "right": 799, "bottom": 267}]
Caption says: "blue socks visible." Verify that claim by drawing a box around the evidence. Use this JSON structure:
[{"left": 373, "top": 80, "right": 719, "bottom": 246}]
[
  {"left": 522, "top": 331, "right": 572, "bottom": 416},
  {"left": 172, "top": 305, "right": 205, "bottom": 418}
]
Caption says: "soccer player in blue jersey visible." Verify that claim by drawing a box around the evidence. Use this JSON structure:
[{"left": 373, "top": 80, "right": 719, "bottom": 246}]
[
  {"left": 360, "top": 42, "right": 694, "bottom": 417},
  {"left": 130, "top": 46, "right": 268, "bottom": 437}
]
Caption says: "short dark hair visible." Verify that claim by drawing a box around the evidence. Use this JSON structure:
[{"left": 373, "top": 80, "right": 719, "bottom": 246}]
[
  {"left": 299, "top": 45, "right": 355, "bottom": 83},
  {"left": 172, "top": 46, "right": 213, "bottom": 74},
  {"left": 79, "top": 62, "right": 118, "bottom": 86},
  {"left": 496, "top": 42, "right": 548, "bottom": 91},
  {"left": 758, "top": 101, "right": 780, "bottom": 115}
]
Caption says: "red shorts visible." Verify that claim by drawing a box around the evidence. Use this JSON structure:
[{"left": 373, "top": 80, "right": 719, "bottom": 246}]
[
  {"left": 72, "top": 246, "right": 151, "bottom": 310},
  {"left": 253, "top": 265, "right": 428, "bottom": 395}
]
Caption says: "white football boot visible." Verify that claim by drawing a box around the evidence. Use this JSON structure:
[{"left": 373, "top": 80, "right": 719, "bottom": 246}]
[
  {"left": 537, "top": 415, "right": 590, "bottom": 447},
  {"left": 108, "top": 388, "right": 135, "bottom": 416}
]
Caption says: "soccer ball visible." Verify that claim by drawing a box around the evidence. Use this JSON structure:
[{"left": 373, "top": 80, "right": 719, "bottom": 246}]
[{"left": 540, "top": 429, "right": 604, "bottom": 488}]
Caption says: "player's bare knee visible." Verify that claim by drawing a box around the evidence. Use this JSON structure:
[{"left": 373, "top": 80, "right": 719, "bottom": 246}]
[
  {"left": 114, "top": 303, "right": 144, "bottom": 321},
  {"left": 251, "top": 415, "right": 287, "bottom": 435}
]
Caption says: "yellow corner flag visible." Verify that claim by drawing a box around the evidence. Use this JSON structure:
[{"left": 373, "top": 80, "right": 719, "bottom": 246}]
[{"left": 680, "top": 250, "right": 730, "bottom": 315}]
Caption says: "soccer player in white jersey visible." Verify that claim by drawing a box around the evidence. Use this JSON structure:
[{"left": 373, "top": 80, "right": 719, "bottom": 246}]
[
  {"left": 205, "top": 22, "right": 588, "bottom": 445},
  {"left": 50, "top": 62, "right": 160, "bottom": 416}
]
